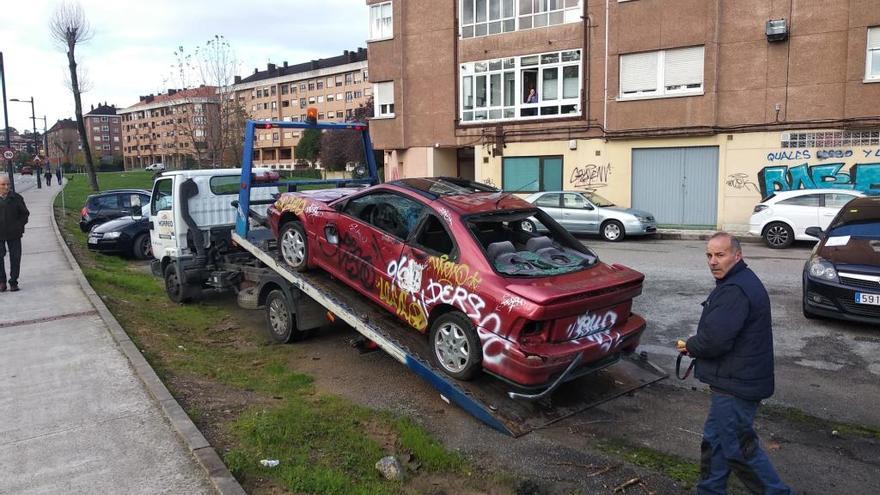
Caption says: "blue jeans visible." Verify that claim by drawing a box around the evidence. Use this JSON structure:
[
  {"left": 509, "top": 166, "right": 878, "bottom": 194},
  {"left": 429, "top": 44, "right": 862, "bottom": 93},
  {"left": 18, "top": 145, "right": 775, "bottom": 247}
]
[{"left": 698, "top": 392, "right": 793, "bottom": 495}]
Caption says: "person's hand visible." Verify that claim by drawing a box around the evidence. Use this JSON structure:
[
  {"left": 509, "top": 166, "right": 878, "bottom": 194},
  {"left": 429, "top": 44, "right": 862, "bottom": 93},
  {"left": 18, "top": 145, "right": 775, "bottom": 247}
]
[{"left": 676, "top": 339, "right": 689, "bottom": 356}]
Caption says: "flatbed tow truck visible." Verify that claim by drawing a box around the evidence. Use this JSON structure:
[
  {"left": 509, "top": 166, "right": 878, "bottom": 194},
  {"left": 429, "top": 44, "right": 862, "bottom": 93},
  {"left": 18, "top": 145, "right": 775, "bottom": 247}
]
[{"left": 154, "top": 116, "right": 667, "bottom": 437}]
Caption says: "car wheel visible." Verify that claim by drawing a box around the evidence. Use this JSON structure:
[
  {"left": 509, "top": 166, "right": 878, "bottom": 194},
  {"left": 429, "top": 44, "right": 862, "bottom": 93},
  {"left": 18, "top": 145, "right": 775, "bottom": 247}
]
[
  {"left": 429, "top": 312, "right": 482, "bottom": 381},
  {"left": 279, "top": 221, "right": 309, "bottom": 272},
  {"left": 763, "top": 222, "right": 793, "bottom": 249},
  {"left": 132, "top": 233, "right": 152, "bottom": 260},
  {"left": 601, "top": 220, "right": 625, "bottom": 242},
  {"left": 520, "top": 219, "right": 537, "bottom": 233},
  {"left": 164, "top": 264, "right": 193, "bottom": 303}
]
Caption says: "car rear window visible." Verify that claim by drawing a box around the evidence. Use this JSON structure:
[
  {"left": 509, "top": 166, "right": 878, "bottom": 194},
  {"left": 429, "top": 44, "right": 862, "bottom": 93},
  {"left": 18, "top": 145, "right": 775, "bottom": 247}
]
[{"left": 91, "top": 195, "right": 119, "bottom": 209}]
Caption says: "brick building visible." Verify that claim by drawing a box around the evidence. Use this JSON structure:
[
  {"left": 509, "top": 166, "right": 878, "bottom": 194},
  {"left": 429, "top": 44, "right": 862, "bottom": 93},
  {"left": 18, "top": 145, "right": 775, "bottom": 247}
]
[
  {"left": 45, "top": 118, "right": 81, "bottom": 167},
  {"left": 118, "top": 87, "right": 220, "bottom": 170},
  {"left": 366, "top": 0, "right": 880, "bottom": 230},
  {"left": 84, "top": 103, "right": 122, "bottom": 163},
  {"left": 231, "top": 48, "right": 371, "bottom": 169}
]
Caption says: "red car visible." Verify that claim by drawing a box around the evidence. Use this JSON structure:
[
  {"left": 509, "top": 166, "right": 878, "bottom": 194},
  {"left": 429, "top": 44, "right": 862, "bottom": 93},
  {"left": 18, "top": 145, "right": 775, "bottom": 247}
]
[
  {"left": 267, "top": 178, "right": 646, "bottom": 389},
  {"left": 20, "top": 166, "right": 33, "bottom": 175}
]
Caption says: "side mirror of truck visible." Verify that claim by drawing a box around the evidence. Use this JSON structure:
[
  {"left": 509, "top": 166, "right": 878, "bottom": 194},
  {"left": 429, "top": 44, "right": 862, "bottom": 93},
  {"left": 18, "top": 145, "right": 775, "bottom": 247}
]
[{"left": 131, "top": 206, "right": 143, "bottom": 220}]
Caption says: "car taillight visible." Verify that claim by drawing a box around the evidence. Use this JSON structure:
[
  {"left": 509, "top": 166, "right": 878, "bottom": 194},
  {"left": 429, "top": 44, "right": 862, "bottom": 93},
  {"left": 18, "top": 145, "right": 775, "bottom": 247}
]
[
  {"left": 518, "top": 321, "right": 546, "bottom": 344},
  {"left": 753, "top": 204, "right": 768, "bottom": 213},
  {"left": 80, "top": 207, "right": 89, "bottom": 218}
]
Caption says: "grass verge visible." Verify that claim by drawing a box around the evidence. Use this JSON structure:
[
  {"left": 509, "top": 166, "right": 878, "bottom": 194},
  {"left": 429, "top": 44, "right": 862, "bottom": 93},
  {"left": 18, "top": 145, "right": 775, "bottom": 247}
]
[{"left": 761, "top": 404, "right": 880, "bottom": 440}]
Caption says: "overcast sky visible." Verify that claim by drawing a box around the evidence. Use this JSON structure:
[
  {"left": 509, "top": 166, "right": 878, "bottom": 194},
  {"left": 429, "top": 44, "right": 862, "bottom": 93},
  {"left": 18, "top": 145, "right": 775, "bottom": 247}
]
[{"left": 0, "top": 0, "right": 369, "bottom": 133}]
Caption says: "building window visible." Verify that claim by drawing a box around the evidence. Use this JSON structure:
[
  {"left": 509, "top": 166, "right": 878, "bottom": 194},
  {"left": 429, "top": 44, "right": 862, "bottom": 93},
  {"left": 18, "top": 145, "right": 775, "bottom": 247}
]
[
  {"left": 461, "top": 0, "right": 581, "bottom": 39},
  {"left": 101, "top": 116, "right": 108, "bottom": 122},
  {"left": 290, "top": 84, "right": 297, "bottom": 93},
  {"left": 308, "top": 96, "right": 316, "bottom": 104},
  {"left": 345, "top": 73, "right": 353, "bottom": 85},
  {"left": 299, "top": 83, "right": 306, "bottom": 92},
  {"left": 327, "top": 94, "right": 335, "bottom": 102},
  {"left": 271, "top": 101, "right": 277, "bottom": 110},
  {"left": 317, "top": 81, "right": 324, "bottom": 90},
  {"left": 345, "top": 91, "right": 353, "bottom": 102},
  {"left": 354, "top": 90, "right": 363, "bottom": 98},
  {"left": 336, "top": 92, "right": 344, "bottom": 101},
  {"left": 336, "top": 76, "right": 343, "bottom": 87},
  {"left": 300, "top": 98, "right": 306, "bottom": 108},
  {"left": 317, "top": 96, "right": 324, "bottom": 103},
  {"left": 281, "top": 85, "right": 289, "bottom": 95},
  {"left": 102, "top": 144, "right": 110, "bottom": 150},
  {"left": 308, "top": 81, "right": 315, "bottom": 91},
  {"left": 270, "top": 86, "right": 277, "bottom": 96},
  {"left": 282, "top": 100, "right": 290, "bottom": 107},
  {"left": 619, "top": 46, "right": 704, "bottom": 99},
  {"left": 867, "top": 27, "right": 880, "bottom": 81},
  {"left": 369, "top": 1, "right": 393, "bottom": 40},
  {"left": 374, "top": 81, "right": 395, "bottom": 117},
  {"left": 337, "top": 111, "right": 344, "bottom": 118},
  {"left": 460, "top": 49, "right": 581, "bottom": 123},
  {"left": 502, "top": 156, "right": 562, "bottom": 192}
]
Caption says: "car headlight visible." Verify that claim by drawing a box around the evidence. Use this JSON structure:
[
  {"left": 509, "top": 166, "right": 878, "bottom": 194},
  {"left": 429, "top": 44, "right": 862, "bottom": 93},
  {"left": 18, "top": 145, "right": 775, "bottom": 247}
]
[
  {"left": 635, "top": 215, "right": 650, "bottom": 223},
  {"left": 103, "top": 231, "right": 122, "bottom": 239},
  {"left": 808, "top": 256, "right": 838, "bottom": 283}
]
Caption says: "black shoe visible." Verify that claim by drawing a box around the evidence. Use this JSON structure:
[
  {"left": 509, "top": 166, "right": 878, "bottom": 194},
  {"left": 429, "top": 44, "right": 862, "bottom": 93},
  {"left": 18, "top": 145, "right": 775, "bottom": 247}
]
[
  {"left": 0, "top": 283, "right": 6, "bottom": 292},
  {"left": 9, "top": 283, "right": 19, "bottom": 292}
]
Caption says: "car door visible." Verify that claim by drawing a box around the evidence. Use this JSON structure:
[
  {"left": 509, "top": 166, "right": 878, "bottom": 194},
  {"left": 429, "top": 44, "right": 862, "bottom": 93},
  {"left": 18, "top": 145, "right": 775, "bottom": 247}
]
[
  {"left": 150, "top": 177, "right": 178, "bottom": 256},
  {"left": 562, "top": 193, "right": 596, "bottom": 233},
  {"left": 534, "top": 193, "right": 564, "bottom": 227},
  {"left": 820, "top": 193, "right": 860, "bottom": 230},
  {"left": 773, "top": 193, "right": 821, "bottom": 237}
]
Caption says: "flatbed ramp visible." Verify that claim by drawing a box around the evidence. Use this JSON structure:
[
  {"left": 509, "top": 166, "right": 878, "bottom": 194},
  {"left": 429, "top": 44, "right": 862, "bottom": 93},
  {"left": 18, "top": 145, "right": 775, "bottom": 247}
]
[{"left": 234, "top": 229, "right": 667, "bottom": 437}]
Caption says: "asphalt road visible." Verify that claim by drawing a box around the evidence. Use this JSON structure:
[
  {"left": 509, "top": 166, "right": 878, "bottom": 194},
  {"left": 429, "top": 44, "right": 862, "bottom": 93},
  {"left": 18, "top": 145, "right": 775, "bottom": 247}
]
[{"left": 589, "top": 236, "right": 880, "bottom": 429}]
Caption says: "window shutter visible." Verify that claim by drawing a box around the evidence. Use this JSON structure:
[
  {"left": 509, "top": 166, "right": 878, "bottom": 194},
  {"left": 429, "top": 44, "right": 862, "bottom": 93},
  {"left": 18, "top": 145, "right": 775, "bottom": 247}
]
[
  {"left": 664, "top": 46, "right": 704, "bottom": 87},
  {"left": 376, "top": 81, "right": 394, "bottom": 106},
  {"left": 620, "top": 52, "right": 658, "bottom": 93},
  {"left": 869, "top": 27, "right": 880, "bottom": 49}
]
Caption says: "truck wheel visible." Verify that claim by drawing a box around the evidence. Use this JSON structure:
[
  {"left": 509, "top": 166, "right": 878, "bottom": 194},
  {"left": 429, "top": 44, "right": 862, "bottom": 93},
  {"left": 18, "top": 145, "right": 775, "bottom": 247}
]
[
  {"left": 265, "top": 289, "right": 312, "bottom": 343},
  {"left": 164, "top": 264, "right": 193, "bottom": 303},
  {"left": 429, "top": 312, "right": 482, "bottom": 381},
  {"left": 132, "top": 233, "right": 152, "bottom": 260},
  {"left": 279, "top": 221, "right": 309, "bottom": 272}
]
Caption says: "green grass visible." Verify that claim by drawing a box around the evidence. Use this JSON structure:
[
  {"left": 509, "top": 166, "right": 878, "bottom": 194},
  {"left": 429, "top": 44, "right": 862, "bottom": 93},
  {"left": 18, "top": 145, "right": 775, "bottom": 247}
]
[
  {"left": 761, "top": 405, "right": 880, "bottom": 440},
  {"left": 596, "top": 439, "right": 700, "bottom": 488},
  {"left": 53, "top": 170, "right": 474, "bottom": 494}
]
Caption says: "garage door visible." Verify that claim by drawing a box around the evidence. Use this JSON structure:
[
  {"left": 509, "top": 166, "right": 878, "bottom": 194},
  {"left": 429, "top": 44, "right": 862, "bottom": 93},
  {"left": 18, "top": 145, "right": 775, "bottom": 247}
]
[{"left": 631, "top": 146, "right": 719, "bottom": 227}]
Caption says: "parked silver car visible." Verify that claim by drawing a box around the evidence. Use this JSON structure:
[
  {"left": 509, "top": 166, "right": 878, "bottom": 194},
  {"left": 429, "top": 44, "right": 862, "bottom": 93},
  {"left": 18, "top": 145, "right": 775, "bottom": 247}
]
[{"left": 523, "top": 191, "right": 657, "bottom": 241}]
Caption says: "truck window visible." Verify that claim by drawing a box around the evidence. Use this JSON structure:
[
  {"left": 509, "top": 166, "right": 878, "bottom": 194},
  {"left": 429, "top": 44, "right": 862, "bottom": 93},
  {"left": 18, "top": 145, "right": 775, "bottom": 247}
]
[
  {"left": 209, "top": 176, "right": 241, "bottom": 195},
  {"left": 152, "top": 178, "right": 173, "bottom": 214}
]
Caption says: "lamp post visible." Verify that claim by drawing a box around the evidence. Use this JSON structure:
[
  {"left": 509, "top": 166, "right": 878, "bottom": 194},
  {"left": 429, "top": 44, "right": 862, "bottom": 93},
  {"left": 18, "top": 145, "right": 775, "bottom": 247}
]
[
  {"left": 1, "top": 52, "right": 14, "bottom": 191},
  {"left": 10, "top": 97, "right": 41, "bottom": 188}
]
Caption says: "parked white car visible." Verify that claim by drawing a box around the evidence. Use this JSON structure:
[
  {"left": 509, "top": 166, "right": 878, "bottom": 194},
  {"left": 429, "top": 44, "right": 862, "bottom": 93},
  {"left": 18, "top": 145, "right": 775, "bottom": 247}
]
[
  {"left": 749, "top": 189, "right": 865, "bottom": 248},
  {"left": 145, "top": 163, "right": 165, "bottom": 172}
]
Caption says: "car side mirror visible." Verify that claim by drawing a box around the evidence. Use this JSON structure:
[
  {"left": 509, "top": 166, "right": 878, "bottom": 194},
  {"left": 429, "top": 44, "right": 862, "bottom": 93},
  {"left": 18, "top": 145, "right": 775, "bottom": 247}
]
[
  {"left": 804, "top": 226, "right": 823, "bottom": 238},
  {"left": 584, "top": 203, "right": 595, "bottom": 210}
]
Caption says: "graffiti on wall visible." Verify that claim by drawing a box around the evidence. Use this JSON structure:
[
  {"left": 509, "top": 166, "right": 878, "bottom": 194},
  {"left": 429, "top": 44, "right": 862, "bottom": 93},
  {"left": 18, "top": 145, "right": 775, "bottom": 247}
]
[
  {"left": 758, "top": 162, "right": 880, "bottom": 198},
  {"left": 570, "top": 163, "right": 612, "bottom": 190},
  {"left": 726, "top": 173, "right": 760, "bottom": 193}
]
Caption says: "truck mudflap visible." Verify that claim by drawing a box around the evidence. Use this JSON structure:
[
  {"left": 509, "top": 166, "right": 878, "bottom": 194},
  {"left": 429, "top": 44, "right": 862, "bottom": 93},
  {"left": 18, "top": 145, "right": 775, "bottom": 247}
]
[{"left": 233, "top": 229, "right": 667, "bottom": 437}]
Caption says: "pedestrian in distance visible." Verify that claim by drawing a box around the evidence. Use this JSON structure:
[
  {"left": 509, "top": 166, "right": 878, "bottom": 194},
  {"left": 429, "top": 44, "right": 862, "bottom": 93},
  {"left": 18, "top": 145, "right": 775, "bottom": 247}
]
[
  {"left": 44, "top": 164, "right": 53, "bottom": 186},
  {"left": 55, "top": 165, "right": 62, "bottom": 185},
  {"left": 676, "top": 232, "right": 793, "bottom": 495},
  {"left": 0, "top": 175, "right": 30, "bottom": 292}
]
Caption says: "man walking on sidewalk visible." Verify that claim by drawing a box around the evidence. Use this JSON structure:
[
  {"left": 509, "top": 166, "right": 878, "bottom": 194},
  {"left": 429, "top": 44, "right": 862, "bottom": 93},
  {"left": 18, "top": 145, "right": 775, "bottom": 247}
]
[
  {"left": 0, "top": 175, "right": 30, "bottom": 292},
  {"left": 677, "top": 232, "right": 792, "bottom": 495}
]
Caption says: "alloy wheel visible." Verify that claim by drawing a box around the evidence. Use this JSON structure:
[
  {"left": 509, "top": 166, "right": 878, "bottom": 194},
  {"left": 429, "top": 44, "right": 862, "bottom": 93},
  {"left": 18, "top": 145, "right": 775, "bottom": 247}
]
[
  {"left": 433, "top": 322, "right": 470, "bottom": 373},
  {"left": 281, "top": 228, "right": 305, "bottom": 267}
]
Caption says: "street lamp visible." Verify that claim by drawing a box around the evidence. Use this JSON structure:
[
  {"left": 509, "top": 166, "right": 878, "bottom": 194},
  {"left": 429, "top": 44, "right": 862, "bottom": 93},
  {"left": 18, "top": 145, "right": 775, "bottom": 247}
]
[
  {"left": 9, "top": 97, "right": 41, "bottom": 188},
  {"left": 1, "top": 51, "right": 14, "bottom": 191}
]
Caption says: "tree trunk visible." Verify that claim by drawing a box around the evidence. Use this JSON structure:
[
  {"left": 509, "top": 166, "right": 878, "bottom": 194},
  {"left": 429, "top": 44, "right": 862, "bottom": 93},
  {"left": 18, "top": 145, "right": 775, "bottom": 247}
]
[{"left": 68, "top": 39, "right": 98, "bottom": 191}]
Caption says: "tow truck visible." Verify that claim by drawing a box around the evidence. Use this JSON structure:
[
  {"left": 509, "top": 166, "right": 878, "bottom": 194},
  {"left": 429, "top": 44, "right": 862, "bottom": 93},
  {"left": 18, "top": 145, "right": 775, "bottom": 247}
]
[{"left": 149, "top": 113, "right": 666, "bottom": 437}]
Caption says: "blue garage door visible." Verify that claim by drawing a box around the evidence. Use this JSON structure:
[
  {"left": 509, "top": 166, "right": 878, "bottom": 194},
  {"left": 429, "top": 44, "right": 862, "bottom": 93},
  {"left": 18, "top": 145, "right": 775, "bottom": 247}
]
[{"left": 631, "top": 146, "right": 719, "bottom": 227}]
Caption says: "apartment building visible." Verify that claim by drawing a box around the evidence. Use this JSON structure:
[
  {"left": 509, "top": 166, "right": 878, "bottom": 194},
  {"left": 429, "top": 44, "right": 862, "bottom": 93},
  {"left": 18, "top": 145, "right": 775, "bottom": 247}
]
[
  {"left": 118, "top": 87, "right": 219, "bottom": 170},
  {"left": 231, "top": 48, "right": 370, "bottom": 169},
  {"left": 45, "top": 118, "right": 81, "bottom": 167},
  {"left": 83, "top": 103, "right": 122, "bottom": 163},
  {"left": 366, "top": 0, "right": 880, "bottom": 230}
]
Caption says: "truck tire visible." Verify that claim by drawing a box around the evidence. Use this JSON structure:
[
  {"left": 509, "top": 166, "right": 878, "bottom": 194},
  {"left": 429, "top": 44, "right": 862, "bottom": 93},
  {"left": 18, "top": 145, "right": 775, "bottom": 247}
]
[
  {"left": 279, "top": 221, "right": 309, "bottom": 272},
  {"left": 429, "top": 311, "right": 482, "bottom": 381},
  {"left": 265, "top": 289, "right": 312, "bottom": 343},
  {"left": 164, "top": 264, "right": 193, "bottom": 303}
]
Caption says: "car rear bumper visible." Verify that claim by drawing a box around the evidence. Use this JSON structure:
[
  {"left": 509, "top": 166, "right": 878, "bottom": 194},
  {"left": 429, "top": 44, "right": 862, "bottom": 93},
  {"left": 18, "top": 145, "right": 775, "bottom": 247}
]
[
  {"left": 484, "top": 313, "right": 647, "bottom": 388},
  {"left": 803, "top": 275, "right": 880, "bottom": 325}
]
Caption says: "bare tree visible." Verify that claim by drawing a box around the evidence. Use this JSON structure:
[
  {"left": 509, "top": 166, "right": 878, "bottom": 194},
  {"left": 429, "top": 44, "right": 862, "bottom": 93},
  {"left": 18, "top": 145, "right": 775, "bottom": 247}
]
[{"left": 50, "top": 1, "right": 98, "bottom": 191}]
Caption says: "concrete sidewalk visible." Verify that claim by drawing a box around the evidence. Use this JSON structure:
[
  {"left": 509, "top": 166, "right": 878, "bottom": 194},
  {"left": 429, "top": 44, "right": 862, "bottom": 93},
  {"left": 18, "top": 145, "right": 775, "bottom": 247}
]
[{"left": 0, "top": 177, "right": 240, "bottom": 494}]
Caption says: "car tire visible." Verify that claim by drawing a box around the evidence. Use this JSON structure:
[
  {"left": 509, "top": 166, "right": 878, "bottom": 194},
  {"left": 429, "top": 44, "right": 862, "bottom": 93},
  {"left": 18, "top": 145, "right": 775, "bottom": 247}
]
[
  {"left": 279, "top": 221, "right": 309, "bottom": 272},
  {"left": 601, "top": 220, "right": 625, "bottom": 242},
  {"left": 763, "top": 222, "right": 794, "bottom": 249},
  {"left": 429, "top": 312, "right": 482, "bottom": 381},
  {"left": 164, "top": 264, "right": 194, "bottom": 303},
  {"left": 132, "top": 233, "right": 152, "bottom": 260},
  {"left": 520, "top": 219, "right": 537, "bottom": 233}
]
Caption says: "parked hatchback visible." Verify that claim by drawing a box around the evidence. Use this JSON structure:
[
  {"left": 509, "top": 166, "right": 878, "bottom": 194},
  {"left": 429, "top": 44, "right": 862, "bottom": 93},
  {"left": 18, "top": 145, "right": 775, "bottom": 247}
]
[
  {"left": 79, "top": 189, "right": 150, "bottom": 232},
  {"left": 749, "top": 189, "right": 864, "bottom": 248},
  {"left": 802, "top": 196, "right": 880, "bottom": 324},
  {"left": 87, "top": 203, "right": 152, "bottom": 259},
  {"left": 524, "top": 191, "right": 657, "bottom": 242}
]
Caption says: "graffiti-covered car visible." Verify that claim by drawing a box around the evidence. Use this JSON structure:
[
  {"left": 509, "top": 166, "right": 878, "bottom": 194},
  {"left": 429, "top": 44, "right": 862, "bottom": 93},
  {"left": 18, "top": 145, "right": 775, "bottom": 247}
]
[
  {"left": 523, "top": 191, "right": 657, "bottom": 242},
  {"left": 749, "top": 189, "right": 864, "bottom": 248},
  {"left": 267, "top": 177, "right": 647, "bottom": 389},
  {"left": 802, "top": 196, "right": 880, "bottom": 324}
]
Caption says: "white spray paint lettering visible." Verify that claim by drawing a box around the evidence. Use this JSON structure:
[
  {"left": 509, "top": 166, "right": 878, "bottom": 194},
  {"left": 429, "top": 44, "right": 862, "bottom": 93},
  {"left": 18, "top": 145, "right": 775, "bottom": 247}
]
[
  {"left": 498, "top": 294, "right": 525, "bottom": 313},
  {"left": 305, "top": 204, "right": 321, "bottom": 217},
  {"left": 423, "top": 279, "right": 501, "bottom": 333},
  {"left": 436, "top": 207, "right": 453, "bottom": 226},
  {"left": 565, "top": 310, "right": 618, "bottom": 340},
  {"left": 387, "top": 255, "right": 425, "bottom": 294}
]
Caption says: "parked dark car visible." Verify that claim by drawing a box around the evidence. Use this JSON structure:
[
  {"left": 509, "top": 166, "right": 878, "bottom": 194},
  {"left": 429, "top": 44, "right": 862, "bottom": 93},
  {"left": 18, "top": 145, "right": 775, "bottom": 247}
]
[
  {"left": 20, "top": 166, "right": 33, "bottom": 175},
  {"left": 87, "top": 203, "right": 152, "bottom": 259},
  {"left": 802, "top": 196, "right": 880, "bottom": 325},
  {"left": 79, "top": 189, "right": 150, "bottom": 232}
]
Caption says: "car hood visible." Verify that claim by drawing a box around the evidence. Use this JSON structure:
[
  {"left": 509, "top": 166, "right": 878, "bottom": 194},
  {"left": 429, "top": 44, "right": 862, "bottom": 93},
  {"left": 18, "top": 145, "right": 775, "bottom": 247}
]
[
  {"left": 91, "top": 216, "right": 141, "bottom": 233},
  {"left": 820, "top": 238, "right": 880, "bottom": 268},
  {"left": 602, "top": 206, "right": 653, "bottom": 219}
]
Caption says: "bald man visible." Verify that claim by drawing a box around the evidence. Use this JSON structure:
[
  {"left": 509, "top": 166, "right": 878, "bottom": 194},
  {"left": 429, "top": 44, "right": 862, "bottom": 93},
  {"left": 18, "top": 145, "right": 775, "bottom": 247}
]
[
  {"left": 677, "top": 232, "right": 792, "bottom": 494},
  {"left": 0, "top": 175, "right": 29, "bottom": 292}
]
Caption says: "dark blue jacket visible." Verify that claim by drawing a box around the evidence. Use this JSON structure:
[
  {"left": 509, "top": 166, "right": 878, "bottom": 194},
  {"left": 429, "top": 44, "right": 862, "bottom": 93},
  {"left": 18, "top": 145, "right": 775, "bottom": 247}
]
[{"left": 686, "top": 260, "right": 775, "bottom": 401}]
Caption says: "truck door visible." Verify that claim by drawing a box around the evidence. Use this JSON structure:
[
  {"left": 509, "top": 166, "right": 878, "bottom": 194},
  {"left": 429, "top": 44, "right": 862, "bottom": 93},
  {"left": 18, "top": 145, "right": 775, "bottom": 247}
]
[{"left": 151, "top": 177, "right": 179, "bottom": 257}]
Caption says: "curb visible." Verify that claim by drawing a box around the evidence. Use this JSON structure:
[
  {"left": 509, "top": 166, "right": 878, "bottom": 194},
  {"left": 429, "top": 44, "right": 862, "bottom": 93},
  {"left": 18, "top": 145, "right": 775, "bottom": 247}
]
[
  {"left": 655, "top": 231, "right": 763, "bottom": 243},
  {"left": 49, "top": 184, "right": 246, "bottom": 495}
]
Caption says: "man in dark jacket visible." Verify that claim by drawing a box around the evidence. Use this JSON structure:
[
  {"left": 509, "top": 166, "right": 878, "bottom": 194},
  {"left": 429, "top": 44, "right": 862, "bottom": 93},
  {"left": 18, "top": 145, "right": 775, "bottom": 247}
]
[
  {"left": 0, "top": 175, "right": 29, "bottom": 292},
  {"left": 677, "top": 232, "right": 792, "bottom": 494}
]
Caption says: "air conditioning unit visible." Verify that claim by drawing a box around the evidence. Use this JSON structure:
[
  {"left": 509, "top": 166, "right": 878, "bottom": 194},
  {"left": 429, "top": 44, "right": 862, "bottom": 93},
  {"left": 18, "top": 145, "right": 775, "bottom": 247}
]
[{"left": 766, "top": 19, "right": 789, "bottom": 42}]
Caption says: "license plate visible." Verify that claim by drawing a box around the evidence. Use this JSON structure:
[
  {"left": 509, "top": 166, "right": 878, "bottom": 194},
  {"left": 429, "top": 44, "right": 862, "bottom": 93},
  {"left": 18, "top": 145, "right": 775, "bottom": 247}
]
[
  {"left": 88, "top": 237, "right": 98, "bottom": 244},
  {"left": 855, "top": 292, "right": 880, "bottom": 305}
]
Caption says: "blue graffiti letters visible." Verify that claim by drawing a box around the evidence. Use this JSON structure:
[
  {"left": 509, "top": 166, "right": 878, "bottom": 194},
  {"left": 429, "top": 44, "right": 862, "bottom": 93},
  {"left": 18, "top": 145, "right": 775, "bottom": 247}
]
[
  {"left": 816, "top": 149, "right": 853, "bottom": 160},
  {"left": 758, "top": 162, "right": 880, "bottom": 198}
]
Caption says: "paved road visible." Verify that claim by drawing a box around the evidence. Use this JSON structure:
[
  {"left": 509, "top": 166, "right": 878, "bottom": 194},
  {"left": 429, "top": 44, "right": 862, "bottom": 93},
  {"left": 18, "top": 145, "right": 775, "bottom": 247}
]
[{"left": 589, "top": 236, "right": 880, "bottom": 428}]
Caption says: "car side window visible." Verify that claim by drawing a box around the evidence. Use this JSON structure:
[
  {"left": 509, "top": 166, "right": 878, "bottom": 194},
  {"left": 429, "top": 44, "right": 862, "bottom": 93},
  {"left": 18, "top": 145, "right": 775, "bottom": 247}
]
[
  {"left": 778, "top": 194, "right": 821, "bottom": 207},
  {"left": 412, "top": 214, "right": 455, "bottom": 257},
  {"left": 152, "top": 178, "right": 174, "bottom": 214},
  {"left": 93, "top": 195, "right": 119, "bottom": 209},
  {"left": 342, "top": 192, "right": 425, "bottom": 240},
  {"left": 535, "top": 193, "right": 560, "bottom": 208},
  {"left": 562, "top": 193, "right": 586, "bottom": 209},
  {"left": 824, "top": 193, "right": 857, "bottom": 209}
]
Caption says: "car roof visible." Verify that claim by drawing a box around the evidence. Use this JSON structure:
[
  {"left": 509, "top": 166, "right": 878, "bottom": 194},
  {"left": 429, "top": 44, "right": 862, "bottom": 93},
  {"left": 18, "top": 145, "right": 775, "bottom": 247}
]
[
  {"left": 764, "top": 188, "right": 864, "bottom": 201},
  {"left": 381, "top": 179, "right": 533, "bottom": 215}
]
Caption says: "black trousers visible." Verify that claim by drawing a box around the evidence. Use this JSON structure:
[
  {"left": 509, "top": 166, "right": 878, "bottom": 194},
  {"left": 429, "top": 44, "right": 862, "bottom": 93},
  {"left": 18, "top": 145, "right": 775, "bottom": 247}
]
[{"left": 0, "top": 238, "right": 22, "bottom": 284}]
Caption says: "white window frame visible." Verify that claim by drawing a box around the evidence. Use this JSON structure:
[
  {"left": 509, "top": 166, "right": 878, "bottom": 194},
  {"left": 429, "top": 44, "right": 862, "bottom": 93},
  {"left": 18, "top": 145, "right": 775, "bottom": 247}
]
[
  {"left": 369, "top": 1, "right": 393, "bottom": 41},
  {"left": 373, "top": 81, "right": 395, "bottom": 118},
  {"left": 459, "top": 49, "right": 581, "bottom": 124},
  {"left": 867, "top": 26, "right": 880, "bottom": 82},
  {"left": 460, "top": 0, "right": 581, "bottom": 39},
  {"left": 618, "top": 46, "right": 705, "bottom": 100}
]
